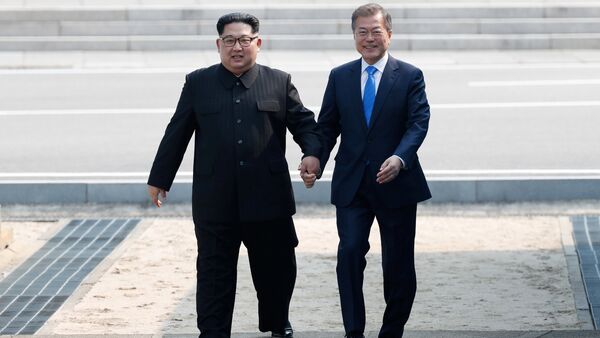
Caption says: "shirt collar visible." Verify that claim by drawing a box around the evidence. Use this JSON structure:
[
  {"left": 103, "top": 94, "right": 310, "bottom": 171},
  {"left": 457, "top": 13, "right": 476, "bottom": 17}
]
[
  {"left": 218, "top": 63, "right": 259, "bottom": 89},
  {"left": 361, "top": 53, "right": 388, "bottom": 74}
]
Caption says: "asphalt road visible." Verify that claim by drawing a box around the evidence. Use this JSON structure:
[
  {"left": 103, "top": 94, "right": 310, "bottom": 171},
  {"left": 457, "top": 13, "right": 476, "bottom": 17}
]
[{"left": 1, "top": 53, "right": 599, "bottom": 178}]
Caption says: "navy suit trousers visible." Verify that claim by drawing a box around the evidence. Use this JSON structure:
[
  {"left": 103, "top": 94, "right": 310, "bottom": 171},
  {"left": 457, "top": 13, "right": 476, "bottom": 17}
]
[{"left": 336, "top": 169, "right": 417, "bottom": 338}]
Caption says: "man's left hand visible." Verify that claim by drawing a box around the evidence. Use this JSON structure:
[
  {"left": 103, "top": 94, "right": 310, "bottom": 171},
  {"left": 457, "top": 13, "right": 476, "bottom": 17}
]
[{"left": 376, "top": 156, "right": 402, "bottom": 184}]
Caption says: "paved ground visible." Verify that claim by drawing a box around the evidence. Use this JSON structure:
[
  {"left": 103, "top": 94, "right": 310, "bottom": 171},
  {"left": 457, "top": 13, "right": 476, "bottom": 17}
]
[
  {"left": 3, "top": 332, "right": 600, "bottom": 337},
  {"left": 1, "top": 202, "right": 600, "bottom": 337}
]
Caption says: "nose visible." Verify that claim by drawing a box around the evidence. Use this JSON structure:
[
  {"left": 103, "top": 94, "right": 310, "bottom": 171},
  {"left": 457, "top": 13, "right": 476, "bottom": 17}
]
[{"left": 232, "top": 40, "right": 243, "bottom": 50}]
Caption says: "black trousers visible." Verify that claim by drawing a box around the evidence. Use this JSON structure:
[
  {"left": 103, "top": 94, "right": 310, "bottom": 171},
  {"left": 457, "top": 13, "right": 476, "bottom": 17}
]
[
  {"left": 194, "top": 216, "right": 298, "bottom": 338},
  {"left": 336, "top": 170, "right": 417, "bottom": 338}
]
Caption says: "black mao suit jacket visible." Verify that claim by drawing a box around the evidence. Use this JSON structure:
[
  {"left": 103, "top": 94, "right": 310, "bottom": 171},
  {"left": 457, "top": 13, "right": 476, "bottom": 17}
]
[{"left": 148, "top": 63, "right": 321, "bottom": 222}]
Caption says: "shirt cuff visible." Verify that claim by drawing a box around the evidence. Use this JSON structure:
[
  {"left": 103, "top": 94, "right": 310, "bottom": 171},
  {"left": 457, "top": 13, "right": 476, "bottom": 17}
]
[{"left": 393, "top": 155, "right": 406, "bottom": 170}]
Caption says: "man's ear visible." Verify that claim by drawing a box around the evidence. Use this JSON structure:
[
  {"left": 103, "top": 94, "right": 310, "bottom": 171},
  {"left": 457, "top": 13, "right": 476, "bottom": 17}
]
[{"left": 256, "top": 37, "right": 262, "bottom": 51}]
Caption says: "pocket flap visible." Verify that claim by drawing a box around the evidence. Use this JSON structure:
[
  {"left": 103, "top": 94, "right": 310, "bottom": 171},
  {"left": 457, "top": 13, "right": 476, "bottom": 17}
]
[{"left": 257, "top": 100, "right": 280, "bottom": 112}]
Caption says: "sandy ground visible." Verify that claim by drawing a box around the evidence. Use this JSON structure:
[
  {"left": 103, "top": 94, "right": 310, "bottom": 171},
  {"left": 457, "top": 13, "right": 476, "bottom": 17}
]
[
  {"left": 0, "top": 220, "right": 63, "bottom": 281},
  {"left": 0, "top": 212, "right": 579, "bottom": 335}
]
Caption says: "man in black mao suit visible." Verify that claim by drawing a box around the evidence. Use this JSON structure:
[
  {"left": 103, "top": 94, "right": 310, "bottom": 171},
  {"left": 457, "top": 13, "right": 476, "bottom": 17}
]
[
  {"left": 315, "top": 4, "right": 431, "bottom": 338},
  {"left": 147, "top": 13, "right": 321, "bottom": 338}
]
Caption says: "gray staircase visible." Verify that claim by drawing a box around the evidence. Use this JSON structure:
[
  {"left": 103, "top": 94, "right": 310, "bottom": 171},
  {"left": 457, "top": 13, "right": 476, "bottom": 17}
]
[{"left": 1, "top": 4, "right": 600, "bottom": 50}]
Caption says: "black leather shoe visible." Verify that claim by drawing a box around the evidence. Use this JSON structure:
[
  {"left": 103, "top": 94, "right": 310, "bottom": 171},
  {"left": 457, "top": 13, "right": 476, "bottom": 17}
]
[
  {"left": 271, "top": 321, "right": 293, "bottom": 338},
  {"left": 344, "top": 333, "right": 365, "bottom": 338}
]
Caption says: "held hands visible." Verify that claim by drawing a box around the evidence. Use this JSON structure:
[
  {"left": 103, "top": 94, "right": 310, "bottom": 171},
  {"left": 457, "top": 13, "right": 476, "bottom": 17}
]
[
  {"left": 298, "top": 156, "right": 321, "bottom": 189},
  {"left": 147, "top": 185, "right": 167, "bottom": 208},
  {"left": 376, "top": 156, "right": 403, "bottom": 184}
]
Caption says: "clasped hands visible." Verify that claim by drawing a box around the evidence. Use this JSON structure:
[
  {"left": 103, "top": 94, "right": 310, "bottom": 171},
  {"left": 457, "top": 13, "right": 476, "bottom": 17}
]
[{"left": 298, "top": 156, "right": 320, "bottom": 189}]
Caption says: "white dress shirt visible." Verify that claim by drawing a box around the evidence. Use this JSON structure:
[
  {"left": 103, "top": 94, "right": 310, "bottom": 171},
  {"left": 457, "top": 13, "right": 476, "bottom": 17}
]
[{"left": 360, "top": 53, "right": 388, "bottom": 98}]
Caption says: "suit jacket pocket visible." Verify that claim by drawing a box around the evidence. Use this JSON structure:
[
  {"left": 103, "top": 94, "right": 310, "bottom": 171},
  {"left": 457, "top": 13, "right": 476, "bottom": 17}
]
[{"left": 257, "top": 100, "right": 280, "bottom": 113}]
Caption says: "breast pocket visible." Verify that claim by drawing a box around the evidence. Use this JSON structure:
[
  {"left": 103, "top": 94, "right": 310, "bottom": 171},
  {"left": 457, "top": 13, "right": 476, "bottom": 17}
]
[{"left": 257, "top": 100, "right": 283, "bottom": 121}]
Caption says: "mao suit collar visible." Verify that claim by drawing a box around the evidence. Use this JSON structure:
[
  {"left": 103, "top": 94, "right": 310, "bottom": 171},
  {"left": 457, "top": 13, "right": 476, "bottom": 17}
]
[{"left": 218, "top": 63, "right": 260, "bottom": 89}]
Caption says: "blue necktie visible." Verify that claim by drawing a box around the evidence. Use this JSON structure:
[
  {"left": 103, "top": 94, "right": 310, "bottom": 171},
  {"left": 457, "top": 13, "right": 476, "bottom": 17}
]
[{"left": 363, "top": 65, "right": 377, "bottom": 127}]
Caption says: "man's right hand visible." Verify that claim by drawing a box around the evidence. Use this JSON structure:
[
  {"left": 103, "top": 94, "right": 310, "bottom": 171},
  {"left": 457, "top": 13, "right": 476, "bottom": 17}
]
[
  {"left": 298, "top": 156, "right": 321, "bottom": 189},
  {"left": 147, "top": 185, "right": 167, "bottom": 208}
]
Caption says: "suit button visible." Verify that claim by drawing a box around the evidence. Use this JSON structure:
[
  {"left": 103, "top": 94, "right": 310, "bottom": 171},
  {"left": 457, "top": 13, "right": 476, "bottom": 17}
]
[
  {"left": 236, "top": 82, "right": 240, "bottom": 86},
  {"left": 236, "top": 119, "right": 242, "bottom": 124},
  {"left": 235, "top": 99, "right": 240, "bottom": 104},
  {"left": 237, "top": 139, "right": 243, "bottom": 144},
  {"left": 239, "top": 161, "right": 244, "bottom": 166}
]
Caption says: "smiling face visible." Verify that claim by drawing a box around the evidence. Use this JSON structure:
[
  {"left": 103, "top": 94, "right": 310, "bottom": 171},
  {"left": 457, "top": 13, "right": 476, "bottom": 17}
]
[
  {"left": 353, "top": 12, "right": 391, "bottom": 65},
  {"left": 217, "top": 22, "right": 261, "bottom": 76}
]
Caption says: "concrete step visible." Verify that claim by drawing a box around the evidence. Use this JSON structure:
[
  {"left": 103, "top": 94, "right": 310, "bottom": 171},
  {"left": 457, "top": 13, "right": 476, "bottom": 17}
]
[
  {"left": 2, "top": 4, "right": 600, "bottom": 50},
  {"left": 3, "top": 0, "right": 600, "bottom": 6},
  {"left": 3, "top": 18, "right": 600, "bottom": 36},
  {"left": 1, "top": 33, "right": 600, "bottom": 51},
  {"left": 2, "top": 4, "right": 600, "bottom": 21}
]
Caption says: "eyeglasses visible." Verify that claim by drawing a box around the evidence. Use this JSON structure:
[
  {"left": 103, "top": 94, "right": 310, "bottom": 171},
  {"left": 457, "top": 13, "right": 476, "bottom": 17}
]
[
  {"left": 355, "top": 29, "right": 386, "bottom": 39},
  {"left": 220, "top": 35, "right": 258, "bottom": 47}
]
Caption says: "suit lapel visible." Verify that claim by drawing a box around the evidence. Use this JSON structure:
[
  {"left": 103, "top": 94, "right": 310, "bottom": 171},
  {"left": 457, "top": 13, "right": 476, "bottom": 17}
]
[
  {"left": 368, "top": 57, "right": 400, "bottom": 133},
  {"left": 348, "top": 59, "right": 368, "bottom": 133}
]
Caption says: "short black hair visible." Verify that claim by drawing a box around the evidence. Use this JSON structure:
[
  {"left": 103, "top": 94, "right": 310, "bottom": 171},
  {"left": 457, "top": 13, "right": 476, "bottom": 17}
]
[
  {"left": 351, "top": 3, "right": 392, "bottom": 32},
  {"left": 216, "top": 12, "right": 260, "bottom": 35}
]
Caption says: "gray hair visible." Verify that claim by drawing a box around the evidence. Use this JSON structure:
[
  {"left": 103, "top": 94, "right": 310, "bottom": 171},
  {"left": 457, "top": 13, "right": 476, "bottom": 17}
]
[{"left": 351, "top": 3, "right": 392, "bottom": 32}]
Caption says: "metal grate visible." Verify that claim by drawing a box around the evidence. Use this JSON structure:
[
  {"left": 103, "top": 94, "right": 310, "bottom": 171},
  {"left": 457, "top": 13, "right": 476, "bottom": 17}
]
[
  {"left": 572, "top": 215, "right": 600, "bottom": 329},
  {"left": 0, "top": 218, "right": 139, "bottom": 334}
]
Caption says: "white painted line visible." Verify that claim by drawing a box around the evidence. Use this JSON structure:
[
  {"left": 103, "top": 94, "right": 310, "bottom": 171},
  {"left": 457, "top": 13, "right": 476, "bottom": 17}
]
[
  {"left": 422, "top": 63, "right": 600, "bottom": 71},
  {"left": 427, "top": 169, "right": 600, "bottom": 180},
  {"left": 0, "top": 172, "right": 172, "bottom": 178},
  {"left": 0, "top": 108, "right": 172, "bottom": 116},
  {"left": 0, "top": 108, "right": 323, "bottom": 116},
  {"left": 2, "top": 170, "right": 600, "bottom": 184},
  {"left": 0, "top": 101, "right": 600, "bottom": 116},
  {"left": 3, "top": 169, "right": 600, "bottom": 178},
  {"left": 427, "top": 169, "right": 600, "bottom": 175},
  {"left": 432, "top": 101, "right": 600, "bottom": 109},
  {"left": 0, "top": 68, "right": 191, "bottom": 75},
  {"left": 2, "top": 100, "right": 599, "bottom": 116},
  {"left": 469, "top": 79, "right": 600, "bottom": 87}
]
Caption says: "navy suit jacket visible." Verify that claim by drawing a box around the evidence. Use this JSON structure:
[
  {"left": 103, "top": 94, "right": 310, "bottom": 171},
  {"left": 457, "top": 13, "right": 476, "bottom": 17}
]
[{"left": 318, "top": 55, "right": 431, "bottom": 208}]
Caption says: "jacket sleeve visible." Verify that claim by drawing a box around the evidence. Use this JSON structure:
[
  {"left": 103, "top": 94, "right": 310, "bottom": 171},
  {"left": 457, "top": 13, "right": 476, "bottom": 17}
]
[
  {"left": 394, "top": 68, "right": 430, "bottom": 169},
  {"left": 316, "top": 70, "right": 341, "bottom": 171},
  {"left": 285, "top": 73, "right": 322, "bottom": 158},
  {"left": 147, "top": 74, "right": 196, "bottom": 191}
]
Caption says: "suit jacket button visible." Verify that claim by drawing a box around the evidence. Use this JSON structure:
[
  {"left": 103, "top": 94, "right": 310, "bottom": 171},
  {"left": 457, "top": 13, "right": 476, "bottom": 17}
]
[
  {"left": 235, "top": 99, "right": 240, "bottom": 104},
  {"left": 239, "top": 161, "right": 244, "bottom": 166}
]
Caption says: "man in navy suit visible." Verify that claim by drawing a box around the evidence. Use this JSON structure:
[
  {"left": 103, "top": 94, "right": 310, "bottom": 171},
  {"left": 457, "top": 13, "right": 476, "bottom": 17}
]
[{"left": 312, "top": 3, "right": 431, "bottom": 338}]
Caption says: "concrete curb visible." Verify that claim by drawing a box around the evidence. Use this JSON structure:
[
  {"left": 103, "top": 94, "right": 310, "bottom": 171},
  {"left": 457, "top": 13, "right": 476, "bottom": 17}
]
[{"left": 1, "top": 177, "right": 599, "bottom": 204}]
